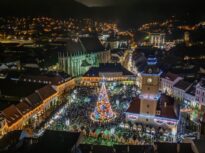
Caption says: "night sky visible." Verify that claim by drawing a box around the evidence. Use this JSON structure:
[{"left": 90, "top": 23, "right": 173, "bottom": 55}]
[
  {"left": 75, "top": 0, "right": 114, "bottom": 7},
  {"left": 75, "top": 0, "right": 201, "bottom": 7},
  {"left": 0, "top": 0, "right": 202, "bottom": 7},
  {"left": 0, "top": 0, "right": 204, "bottom": 21}
]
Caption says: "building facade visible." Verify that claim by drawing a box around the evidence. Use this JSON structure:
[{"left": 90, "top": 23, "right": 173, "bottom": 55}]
[
  {"left": 126, "top": 57, "right": 180, "bottom": 140},
  {"left": 0, "top": 73, "right": 76, "bottom": 138},
  {"left": 58, "top": 37, "right": 110, "bottom": 77},
  {"left": 196, "top": 79, "right": 205, "bottom": 107},
  {"left": 149, "top": 33, "right": 165, "bottom": 48},
  {"left": 173, "top": 80, "right": 192, "bottom": 102},
  {"left": 0, "top": 85, "right": 58, "bottom": 138},
  {"left": 160, "top": 72, "right": 183, "bottom": 96},
  {"left": 81, "top": 63, "right": 135, "bottom": 86}
]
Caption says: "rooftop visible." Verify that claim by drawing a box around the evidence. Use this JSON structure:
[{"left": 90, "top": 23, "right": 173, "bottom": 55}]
[
  {"left": 126, "top": 97, "right": 141, "bottom": 114},
  {"left": 162, "top": 72, "right": 181, "bottom": 81},
  {"left": 198, "top": 78, "right": 205, "bottom": 88},
  {"left": 0, "top": 79, "right": 44, "bottom": 99},
  {"left": 126, "top": 94, "right": 179, "bottom": 120},
  {"left": 1, "top": 69, "right": 71, "bottom": 85},
  {"left": 2, "top": 105, "right": 22, "bottom": 126},
  {"left": 80, "top": 37, "right": 105, "bottom": 52},
  {"left": 174, "top": 80, "right": 192, "bottom": 91},
  {"left": 156, "top": 94, "right": 179, "bottom": 120},
  {"left": 60, "top": 37, "right": 106, "bottom": 56},
  {"left": 84, "top": 63, "right": 134, "bottom": 77},
  {"left": 185, "top": 84, "right": 196, "bottom": 96},
  {"left": 21, "top": 130, "right": 81, "bottom": 153}
]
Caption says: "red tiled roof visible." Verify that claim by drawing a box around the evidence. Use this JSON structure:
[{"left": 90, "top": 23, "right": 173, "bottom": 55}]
[
  {"left": 158, "top": 106, "right": 178, "bottom": 119},
  {"left": 2, "top": 105, "right": 23, "bottom": 126},
  {"left": 157, "top": 94, "right": 179, "bottom": 120},
  {"left": 36, "top": 85, "right": 56, "bottom": 101},
  {"left": 16, "top": 101, "right": 31, "bottom": 115},
  {"left": 26, "top": 92, "right": 42, "bottom": 107},
  {"left": 126, "top": 97, "right": 141, "bottom": 114}
]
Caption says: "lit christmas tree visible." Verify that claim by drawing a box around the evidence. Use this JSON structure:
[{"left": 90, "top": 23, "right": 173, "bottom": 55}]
[{"left": 91, "top": 82, "right": 115, "bottom": 122}]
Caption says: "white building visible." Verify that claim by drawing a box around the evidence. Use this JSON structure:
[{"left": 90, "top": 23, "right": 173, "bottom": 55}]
[
  {"left": 184, "top": 84, "right": 197, "bottom": 107},
  {"left": 161, "top": 72, "right": 183, "bottom": 96},
  {"left": 195, "top": 78, "right": 205, "bottom": 107},
  {"left": 173, "top": 80, "right": 192, "bottom": 102}
]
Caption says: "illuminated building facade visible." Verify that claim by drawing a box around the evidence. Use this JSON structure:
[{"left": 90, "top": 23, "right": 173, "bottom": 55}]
[
  {"left": 106, "top": 35, "right": 130, "bottom": 50},
  {"left": 0, "top": 74, "right": 75, "bottom": 138},
  {"left": 149, "top": 33, "right": 165, "bottom": 48},
  {"left": 184, "top": 31, "right": 190, "bottom": 45},
  {"left": 0, "top": 85, "right": 58, "bottom": 138},
  {"left": 196, "top": 78, "right": 205, "bottom": 109},
  {"left": 81, "top": 63, "right": 135, "bottom": 86},
  {"left": 126, "top": 57, "right": 180, "bottom": 140},
  {"left": 173, "top": 80, "right": 192, "bottom": 102},
  {"left": 160, "top": 72, "right": 183, "bottom": 96},
  {"left": 184, "top": 84, "right": 197, "bottom": 107},
  {"left": 58, "top": 37, "right": 110, "bottom": 77}
]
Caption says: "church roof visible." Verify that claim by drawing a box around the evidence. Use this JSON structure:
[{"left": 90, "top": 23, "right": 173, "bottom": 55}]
[
  {"left": 80, "top": 37, "right": 105, "bottom": 52},
  {"left": 66, "top": 39, "right": 86, "bottom": 55},
  {"left": 60, "top": 37, "right": 106, "bottom": 56}
]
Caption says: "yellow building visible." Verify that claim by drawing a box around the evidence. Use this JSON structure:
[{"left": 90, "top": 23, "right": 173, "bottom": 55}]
[
  {"left": 0, "top": 76, "right": 76, "bottom": 138},
  {"left": 81, "top": 63, "right": 136, "bottom": 86}
]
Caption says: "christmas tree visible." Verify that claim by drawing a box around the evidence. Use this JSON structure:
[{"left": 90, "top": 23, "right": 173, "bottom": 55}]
[{"left": 92, "top": 82, "right": 115, "bottom": 122}]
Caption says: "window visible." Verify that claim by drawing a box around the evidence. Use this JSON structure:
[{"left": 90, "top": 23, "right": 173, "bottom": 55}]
[{"left": 147, "top": 104, "right": 149, "bottom": 108}]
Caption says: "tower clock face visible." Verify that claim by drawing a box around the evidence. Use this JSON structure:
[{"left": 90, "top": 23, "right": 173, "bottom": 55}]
[{"left": 147, "top": 78, "right": 152, "bottom": 83}]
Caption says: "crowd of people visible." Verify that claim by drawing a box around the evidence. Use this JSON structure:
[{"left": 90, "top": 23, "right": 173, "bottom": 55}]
[{"left": 44, "top": 84, "right": 173, "bottom": 145}]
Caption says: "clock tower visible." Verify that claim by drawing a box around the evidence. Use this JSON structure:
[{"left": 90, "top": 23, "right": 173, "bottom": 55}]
[
  {"left": 126, "top": 56, "right": 179, "bottom": 141},
  {"left": 139, "top": 57, "right": 162, "bottom": 116}
]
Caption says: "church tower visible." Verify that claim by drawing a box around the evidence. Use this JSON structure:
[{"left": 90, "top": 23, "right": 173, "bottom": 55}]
[{"left": 139, "top": 56, "right": 162, "bottom": 116}]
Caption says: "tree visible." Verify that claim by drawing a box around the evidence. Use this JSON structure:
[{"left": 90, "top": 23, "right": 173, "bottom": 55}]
[{"left": 92, "top": 82, "right": 115, "bottom": 122}]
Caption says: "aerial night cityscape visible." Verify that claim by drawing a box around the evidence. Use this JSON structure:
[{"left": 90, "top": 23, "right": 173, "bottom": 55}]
[{"left": 0, "top": 0, "right": 205, "bottom": 153}]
